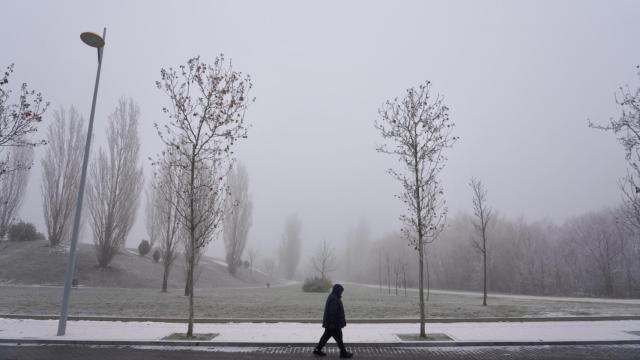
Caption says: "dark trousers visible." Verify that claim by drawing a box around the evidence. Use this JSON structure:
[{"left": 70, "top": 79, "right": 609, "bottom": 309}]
[{"left": 316, "top": 328, "right": 346, "bottom": 352}]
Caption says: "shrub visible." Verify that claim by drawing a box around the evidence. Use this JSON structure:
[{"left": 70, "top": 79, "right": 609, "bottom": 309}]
[
  {"left": 138, "top": 240, "right": 151, "bottom": 256},
  {"left": 243, "top": 260, "right": 250, "bottom": 269},
  {"left": 152, "top": 248, "right": 161, "bottom": 262},
  {"left": 302, "top": 276, "right": 332, "bottom": 293},
  {"left": 8, "top": 221, "right": 45, "bottom": 242}
]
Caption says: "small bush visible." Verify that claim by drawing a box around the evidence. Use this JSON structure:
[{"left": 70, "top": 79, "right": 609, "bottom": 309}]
[
  {"left": 302, "top": 276, "right": 332, "bottom": 293},
  {"left": 8, "top": 221, "right": 44, "bottom": 242},
  {"left": 138, "top": 240, "right": 151, "bottom": 256},
  {"left": 243, "top": 260, "right": 250, "bottom": 269},
  {"left": 152, "top": 248, "right": 161, "bottom": 262}
]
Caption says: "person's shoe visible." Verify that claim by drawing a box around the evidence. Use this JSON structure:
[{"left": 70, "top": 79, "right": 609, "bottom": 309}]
[
  {"left": 313, "top": 348, "right": 327, "bottom": 357},
  {"left": 340, "top": 351, "right": 353, "bottom": 358}
]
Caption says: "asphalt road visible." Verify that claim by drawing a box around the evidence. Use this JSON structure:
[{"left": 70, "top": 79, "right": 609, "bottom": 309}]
[{"left": 2, "top": 344, "right": 640, "bottom": 360}]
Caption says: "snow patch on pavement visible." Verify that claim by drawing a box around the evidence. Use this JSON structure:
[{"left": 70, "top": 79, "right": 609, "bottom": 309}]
[{"left": 0, "top": 318, "right": 639, "bottom": 343}]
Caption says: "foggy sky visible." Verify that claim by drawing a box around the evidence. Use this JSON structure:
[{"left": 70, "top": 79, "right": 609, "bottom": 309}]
[{"left": 1, "top": 0, "right": 639, "bottom": 263}]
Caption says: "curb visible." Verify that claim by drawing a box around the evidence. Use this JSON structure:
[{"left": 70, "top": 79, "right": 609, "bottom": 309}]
[
  {"left": 3, "top": 315, "right": 640, "bottom": 323},
  {"left": 2, "top": 338, "right": 640, "bottom": 347}
]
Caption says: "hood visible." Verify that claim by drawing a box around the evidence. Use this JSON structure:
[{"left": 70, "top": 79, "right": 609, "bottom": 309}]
[{"left": 331, "top": 283, "right": 344, "bottom": 297}]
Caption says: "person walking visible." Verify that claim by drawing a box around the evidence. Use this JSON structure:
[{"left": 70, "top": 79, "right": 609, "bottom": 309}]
[{"left": 313, "top": 284, "right": 353, "bottom": 358}]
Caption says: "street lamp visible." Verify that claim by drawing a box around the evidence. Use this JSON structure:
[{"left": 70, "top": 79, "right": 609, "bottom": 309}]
[{"left": 57, "top": 28, "right": 106, "bottom": 336}]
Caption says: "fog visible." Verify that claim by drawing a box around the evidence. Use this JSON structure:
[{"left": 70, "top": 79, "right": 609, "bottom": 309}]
[{"left": 2, "top": 0, "right": 639, "bottom": 263}]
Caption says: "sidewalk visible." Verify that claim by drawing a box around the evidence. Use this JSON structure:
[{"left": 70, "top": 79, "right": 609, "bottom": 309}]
[{"left": 1, "top": 318, "right": 639, "bottom": 346}]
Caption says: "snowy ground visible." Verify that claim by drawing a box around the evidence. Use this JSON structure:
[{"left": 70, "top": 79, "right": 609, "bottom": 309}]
[
  {"left": 2, "top": 283, "right": 640, "bottom": 319},
  {"left": 0, "top": 318, "right": 639, "bottom": 343}
]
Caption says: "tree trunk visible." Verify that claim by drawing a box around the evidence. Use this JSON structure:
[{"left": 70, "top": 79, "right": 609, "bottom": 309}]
[
  {"left": 187, "top": 244, "right": 195, "bottom": 337},
  {"left": 162, "top": 264, "right": 170, "bottom": 292},
  {"left": 425, "top": 253, "right": 430, "bottom": 302},
  {"left": 413, "top": 143, "right": 426, "bottom": 338},
  {"left": 378, "top": 253, "right": 382, "bottom": 294},
  {"left": 604, "top": 271, "right": 614, "bottom": 297},
  {"left": 184, "top": 275, "right": 191, "bottom": 296},
  {"left": 418, "top": 239, "right": 426, "bottom": 338},
  {"left": 395, "top": 272, "right": 398, "bottom": 296},
  {"left": 387, "top": 263, "right": 391, "bottom": 295},
  {"left": 483, "top": 249, "right": 487, "bottom": 306},
  {"left": 403, "top": 270, "right": 407, "bottom": 297},
  {"left": 162, "top": 208, "right": 172, "bottom": 293},
  {"left": 186, "top": 153, "right": 196, "bottom": 338},
  {"left": 626, "top": 264, "right": 632, "bottom": 298}
]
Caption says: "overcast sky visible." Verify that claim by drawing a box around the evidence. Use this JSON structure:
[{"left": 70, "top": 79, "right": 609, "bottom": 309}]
[{"left": 1, "top": 0, "right": 639, "bottom": 261}]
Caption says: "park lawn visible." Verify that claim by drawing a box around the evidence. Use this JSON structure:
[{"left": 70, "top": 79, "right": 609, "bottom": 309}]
[{"left": 1, "top": 283, "right": 639, "bottom": 319}]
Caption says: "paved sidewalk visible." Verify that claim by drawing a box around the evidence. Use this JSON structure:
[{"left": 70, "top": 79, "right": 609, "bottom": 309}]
[
  {"left": 1, "top": 318, "right": 639, "bottom": 345},
  {"left": 3, "top": 344, "right": 640, "bottom": 359}
]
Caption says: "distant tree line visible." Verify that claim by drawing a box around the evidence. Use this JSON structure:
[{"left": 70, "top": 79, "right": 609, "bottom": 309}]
[{"left": 341, "top": 206, "right": 640, "bottom": 299}]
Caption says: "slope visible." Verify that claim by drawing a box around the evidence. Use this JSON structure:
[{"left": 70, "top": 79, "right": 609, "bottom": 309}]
[{"left": 0, "top": 239, "right": 272, "bottom": 289}]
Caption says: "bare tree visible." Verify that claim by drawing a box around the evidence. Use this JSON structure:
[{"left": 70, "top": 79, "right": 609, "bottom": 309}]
[
  {"left": 0, "top": 63, "right": 47, "bottom": 239},
  {"left": 311, "top": 239, "right": 337, "bottom": 281},
  {"left": 151, "top": 158, "right": 181, "bottom": 292},
  {"left": 565, "top": 210, "right": 622, "bottom": 296},
  {"left": 0, "top": 147, "right": 32, "bottom": 237},
  {"left": 155, "top": 55, "right": 253, "bottom": 337},
  {"left": 613, "top": 210, "right": 638, "bottom": 297},
  {"left": 87, "top": 98, "right": 143, "bottom": 268},
  {"left": 590, "top": 68, "right": 640, "bottom": 258},
  {"left": 375, "top": 80, "right": 457, "bottom": 338},
  {"left": 278, "top": 214, "right": 302, "bottom": 280},
  {"left": 40, "top": 107, "right": 85, "bottom": 247},
  {"left": 223, "top": 162, "right": 253, "bottom": 275},
  {"left": 0, "top": 64, "right": 48, "bottom": 178},
  {"left": 469, "top": 177, "right": 492, "bottom": 306}
]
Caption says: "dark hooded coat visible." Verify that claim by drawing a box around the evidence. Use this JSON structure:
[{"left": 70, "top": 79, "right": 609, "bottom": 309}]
[{"left": 322, "top": 284, "right": 346, "bottom": 329}]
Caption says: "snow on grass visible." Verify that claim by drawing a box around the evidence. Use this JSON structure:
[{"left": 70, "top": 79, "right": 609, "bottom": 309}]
[
  {"left": 206, "top": 259, "right": 228, "bottom": 268},
  {"left": 353, "top": 282, "right": 640, "bottom": 305},
  {"left": 2, "top": 283, "right": 640, "bottom": 319}
]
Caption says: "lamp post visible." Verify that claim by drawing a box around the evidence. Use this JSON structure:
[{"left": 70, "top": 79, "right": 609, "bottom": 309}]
[{"left": 57, "top": 28, "right": 106, "bottom": 336}]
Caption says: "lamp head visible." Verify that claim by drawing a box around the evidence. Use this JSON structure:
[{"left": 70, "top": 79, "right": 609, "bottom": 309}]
[{"left": 80, "top": 32, "right": 105, "bottom": 48}]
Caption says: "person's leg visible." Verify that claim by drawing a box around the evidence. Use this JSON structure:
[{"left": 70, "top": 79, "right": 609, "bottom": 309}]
[
  {"left": 332, "top": 329, "right": 346, "bottom": 353},
  {"left": 316, "top": 329, "right": 332, "bottom": 350}
]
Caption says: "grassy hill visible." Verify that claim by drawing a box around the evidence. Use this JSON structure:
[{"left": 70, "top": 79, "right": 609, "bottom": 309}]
[{"left": 0, "top": 239, "right": 273, "bottom": 289}]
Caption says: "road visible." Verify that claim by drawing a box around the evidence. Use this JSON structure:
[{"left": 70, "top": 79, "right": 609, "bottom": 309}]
[{"left": 2, "top": 344, "right": 640, "bottom": 360}]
